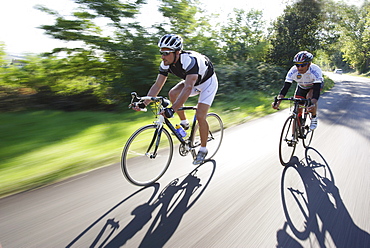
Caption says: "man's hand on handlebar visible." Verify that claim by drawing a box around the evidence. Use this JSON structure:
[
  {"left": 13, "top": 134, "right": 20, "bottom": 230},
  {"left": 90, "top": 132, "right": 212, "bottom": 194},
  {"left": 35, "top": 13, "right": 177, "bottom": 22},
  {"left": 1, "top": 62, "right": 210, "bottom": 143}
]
[
  {"left": 161, "top": 107, "right": 175, "bottom": 118},
  {"left": 131, "top": 102, "right": 146, "bottom": 111},
  {"left": 272, "top": 95, "right": 283, "bottom": 110},
  {"left": 307, "top": 98, "right": 317, "bottom": 112},
  {"left": 272, "top": 101, "right": 281, "bottom": 110}
]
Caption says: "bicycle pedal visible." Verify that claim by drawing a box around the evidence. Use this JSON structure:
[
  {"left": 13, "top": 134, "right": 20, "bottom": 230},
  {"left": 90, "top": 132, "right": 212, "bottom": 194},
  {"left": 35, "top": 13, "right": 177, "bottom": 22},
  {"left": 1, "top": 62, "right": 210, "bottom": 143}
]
[{"left": 286, "top": 139, "right": 297, "bottom": 147}]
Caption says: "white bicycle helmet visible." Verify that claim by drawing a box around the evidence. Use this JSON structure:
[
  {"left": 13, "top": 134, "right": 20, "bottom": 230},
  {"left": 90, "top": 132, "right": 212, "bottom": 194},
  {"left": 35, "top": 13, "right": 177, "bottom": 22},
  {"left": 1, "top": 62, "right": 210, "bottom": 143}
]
[
  {"left": 293, "top": 51, "right": 313, "bottom": 63},
  {"left": 158, "top": 34, "right": 183, "bottom": 51}
]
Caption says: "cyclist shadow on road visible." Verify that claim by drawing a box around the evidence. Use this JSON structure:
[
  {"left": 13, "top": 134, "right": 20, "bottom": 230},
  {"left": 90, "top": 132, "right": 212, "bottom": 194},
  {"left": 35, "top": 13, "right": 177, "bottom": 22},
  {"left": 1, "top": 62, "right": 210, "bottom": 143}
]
[
  {"left": 277, "top": 148, "right": 370, "bottom": 248},
  {"left": 66, "top": 183, "right": 160, "bottom": 248},
  {"left": 105, "top": 160, "right": 216, "bottom": 248},
  {"left": 67, "top": 160, "right": 216, "bottom": 248}
]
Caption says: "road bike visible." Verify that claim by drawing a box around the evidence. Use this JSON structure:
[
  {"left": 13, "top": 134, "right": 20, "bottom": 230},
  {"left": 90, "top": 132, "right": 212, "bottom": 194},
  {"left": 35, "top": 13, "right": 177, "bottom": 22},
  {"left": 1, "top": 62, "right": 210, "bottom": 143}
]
[
  {"left": 274, "top": 97, "right": 314, "bottom": 166},
  {"left": 121, "top": 92, "right": 224, "bottom": 186}
]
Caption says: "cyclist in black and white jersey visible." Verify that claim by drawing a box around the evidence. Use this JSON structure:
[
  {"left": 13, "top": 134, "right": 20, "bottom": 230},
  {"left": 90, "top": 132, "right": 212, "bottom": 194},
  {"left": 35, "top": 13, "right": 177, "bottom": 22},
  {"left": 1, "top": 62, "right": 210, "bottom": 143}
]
[
  {"left": 273, "top": 51, "right": 323, "bottom": 130},
  {"left": 132, "top": 34, "right": 218, "bottom": 165}
]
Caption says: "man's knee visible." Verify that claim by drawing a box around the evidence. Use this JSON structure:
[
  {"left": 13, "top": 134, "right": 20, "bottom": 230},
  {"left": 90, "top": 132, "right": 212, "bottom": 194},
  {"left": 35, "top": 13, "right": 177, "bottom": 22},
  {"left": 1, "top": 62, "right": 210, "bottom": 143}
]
[
  {"left": 195, "top": 110, "right": 208, "bottom": 123},
  {"left": 169, "top": 84, "right": 183, "bottom": 101},
  {"left": 168, "top": 88, "right": 180, "bottom": 102},
  {"left": 196, "top": 115, "right": 206, "bottom": 123}
]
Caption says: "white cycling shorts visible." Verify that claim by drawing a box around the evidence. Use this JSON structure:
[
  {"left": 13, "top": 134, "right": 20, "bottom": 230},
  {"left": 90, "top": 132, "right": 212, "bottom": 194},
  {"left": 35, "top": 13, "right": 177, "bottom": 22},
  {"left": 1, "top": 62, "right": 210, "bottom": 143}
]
[{"left": 188, "top": 73, "right": 218, "bottom": 106}]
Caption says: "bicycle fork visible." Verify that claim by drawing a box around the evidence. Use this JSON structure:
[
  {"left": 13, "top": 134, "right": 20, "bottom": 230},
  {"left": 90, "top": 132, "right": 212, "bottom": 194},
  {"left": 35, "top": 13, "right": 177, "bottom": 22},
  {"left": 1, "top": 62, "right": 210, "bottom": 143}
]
[
  {"left": 145, "top": 128, "right": 161, "bottom": 159},
  {"left": 285, "top": 115, "right": 299, "bottom": 147},
  {"left": 145, "top": 116, "right": 166, "bottom": 159}
]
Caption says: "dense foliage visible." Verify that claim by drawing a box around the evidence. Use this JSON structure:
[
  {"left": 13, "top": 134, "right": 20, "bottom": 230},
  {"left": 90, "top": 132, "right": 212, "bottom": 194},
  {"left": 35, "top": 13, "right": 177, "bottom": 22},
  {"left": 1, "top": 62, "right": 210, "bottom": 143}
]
[
  {"left": 269, "top": 0, "right": 323, "bottom": 69},
  {"left": 1, "top": 0, "right": 369, "bottom": 112}
]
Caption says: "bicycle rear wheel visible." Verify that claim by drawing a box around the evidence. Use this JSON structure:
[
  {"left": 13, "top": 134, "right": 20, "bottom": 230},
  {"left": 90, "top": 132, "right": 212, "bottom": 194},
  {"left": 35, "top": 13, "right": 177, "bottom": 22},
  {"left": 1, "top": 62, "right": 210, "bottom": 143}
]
[
  {"left": 302, "top": 113, "right": 314, "bottom": 148},
  {"left": 279, "top": 116, "right": 297, "bottom": 166},
  {"left": 192, "top": 113, "right": 224, "bottom": 160},
  {"left": 121, "top": 125, "right": 173, "bottom": 186}
]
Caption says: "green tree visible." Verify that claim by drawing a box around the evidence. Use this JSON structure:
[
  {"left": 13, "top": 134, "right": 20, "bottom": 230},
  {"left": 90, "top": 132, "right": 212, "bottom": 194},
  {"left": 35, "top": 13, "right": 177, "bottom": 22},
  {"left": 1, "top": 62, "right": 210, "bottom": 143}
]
[
  {"left": 158, "top": 0, "right": 200, "bottom": 38},
  {"left": 0, "top": 42, "right": 6, "bottom": 67},
  {"left": 1, "top": 54, "right": 98, "bottom": 92},
  {"left": 336, "top": 1, "right": 370, "bottom": 73},
  {"left": 219, "top": 8, "right": 268, "bottom": 63},
  {"left": 36, "top": 0, "right": 160, "bottom": 102},
  {"left": 37, "top": 0, "right": 145, "bottom": 48},
  {"left": 269, "top": 0, "right": 323, "bottom": 68},
  {"left": 187, "top": 29, "right": 221, "bottom": 64},
  {"left": 107, "top": 27, "right": 159, "bottom": 101},
  {"left": 363, "top": 4, "right": 370, "bottom": 72},
  {"left": 156, "top": 0, "right": 220, "bottom": 61},
  {"left": 296, "top": 0, "right": 345, "bottom": 71}
]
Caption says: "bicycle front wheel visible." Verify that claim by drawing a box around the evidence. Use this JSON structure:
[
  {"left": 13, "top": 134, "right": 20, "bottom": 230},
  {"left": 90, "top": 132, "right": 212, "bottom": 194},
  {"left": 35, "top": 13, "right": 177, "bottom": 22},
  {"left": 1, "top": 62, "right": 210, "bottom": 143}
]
[
  {"left": 279, "top": 116, "right": 297, "bottom": 166},
  {"left": 192, "top": 113, "right": 224, "bottom": 160},
  {"left": 121, "top": 125, "right": 173, "bottom": 186}
]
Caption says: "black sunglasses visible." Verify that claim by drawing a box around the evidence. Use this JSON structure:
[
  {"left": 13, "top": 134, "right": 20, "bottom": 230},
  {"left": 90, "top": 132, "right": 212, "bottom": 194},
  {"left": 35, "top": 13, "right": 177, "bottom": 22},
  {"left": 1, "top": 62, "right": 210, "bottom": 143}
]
[
  {"left": 295, "top": 63, "right": 308, "bottom": 68},
  {"left": 160, "top": 51, "right": 175, "bottom": 56}
]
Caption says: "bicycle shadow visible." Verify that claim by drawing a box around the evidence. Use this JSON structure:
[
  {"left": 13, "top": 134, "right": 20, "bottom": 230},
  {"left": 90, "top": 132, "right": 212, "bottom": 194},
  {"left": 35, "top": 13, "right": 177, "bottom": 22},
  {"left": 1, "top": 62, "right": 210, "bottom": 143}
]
[
  {"left": 277, "top": 148, "right": 370, "bottom": 247},
  {"left": 66, "top": 160, "right": 216, "bottom": 247},
  {"left": 65, "top": 183, "right": 160, "bottom": 248}
]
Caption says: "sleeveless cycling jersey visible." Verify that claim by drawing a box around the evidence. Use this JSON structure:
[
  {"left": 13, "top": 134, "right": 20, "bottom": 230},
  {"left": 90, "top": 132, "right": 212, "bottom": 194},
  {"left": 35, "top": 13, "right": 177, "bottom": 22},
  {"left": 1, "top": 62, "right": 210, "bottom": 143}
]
[
  {"left": 159, "top": 50, "right": 214, "bottom": 86},
  {"left": 285, "top": 63, "right": 323, "bottom": 90}
]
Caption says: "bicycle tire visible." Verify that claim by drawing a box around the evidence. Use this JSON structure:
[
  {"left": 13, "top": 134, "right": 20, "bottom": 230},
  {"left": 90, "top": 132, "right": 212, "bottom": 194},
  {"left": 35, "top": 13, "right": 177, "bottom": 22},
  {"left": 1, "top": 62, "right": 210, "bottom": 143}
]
[
  {"left": 302, "top": 112, "right": 314, "bottom": 148},
  {"left": 279, "top": 116, "right": 297, "bottom": 166},
  {"left": 192, "top": 113, "right": 224, "bottom": 160},
  {"left": 121, "top": 125, "right": 173, "bottom": 186}
]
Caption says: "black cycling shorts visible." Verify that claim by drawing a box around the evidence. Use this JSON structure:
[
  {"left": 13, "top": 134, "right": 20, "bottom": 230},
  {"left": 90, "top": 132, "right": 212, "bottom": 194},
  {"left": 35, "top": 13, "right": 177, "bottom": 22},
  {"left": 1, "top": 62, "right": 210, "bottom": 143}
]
[{"left": 295, "top": 83, "right": 323, "bottom": 99}]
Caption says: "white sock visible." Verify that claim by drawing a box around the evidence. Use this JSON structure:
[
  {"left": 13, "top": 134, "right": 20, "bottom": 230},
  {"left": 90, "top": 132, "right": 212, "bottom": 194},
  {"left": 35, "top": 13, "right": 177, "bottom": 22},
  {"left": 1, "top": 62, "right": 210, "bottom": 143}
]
[
  {"left": 199, "top": 146, "right": 207, "bottom": 153},
  {"left": 180, "top": 119, "right": 189, "bottom": 125}
]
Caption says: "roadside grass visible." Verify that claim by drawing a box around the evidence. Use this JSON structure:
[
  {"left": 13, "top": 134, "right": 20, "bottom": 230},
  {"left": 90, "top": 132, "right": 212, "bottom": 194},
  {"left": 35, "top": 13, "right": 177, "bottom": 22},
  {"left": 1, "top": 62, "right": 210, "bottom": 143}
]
[
  {"left": 0, "top": 76, "right": 334, "bottom": 197},
  {"left": 0, "top": 110, "right": 151, "bottom": 197}
]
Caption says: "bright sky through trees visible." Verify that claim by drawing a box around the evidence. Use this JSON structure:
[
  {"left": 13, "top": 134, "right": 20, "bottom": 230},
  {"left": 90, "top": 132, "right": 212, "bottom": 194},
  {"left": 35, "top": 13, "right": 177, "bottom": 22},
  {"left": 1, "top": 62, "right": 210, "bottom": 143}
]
[{"left": 0, "top": 0, "right": 363, "bottom": 55}]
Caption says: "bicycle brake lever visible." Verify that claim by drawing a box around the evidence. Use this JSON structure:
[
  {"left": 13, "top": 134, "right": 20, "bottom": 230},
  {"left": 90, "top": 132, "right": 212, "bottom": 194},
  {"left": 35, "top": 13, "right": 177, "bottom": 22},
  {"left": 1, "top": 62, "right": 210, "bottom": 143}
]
[
  {"left": 162, "top": 98, "right": 171, "bottom": 107},
  {"left": 130, "top": 102, "right": 147, "bottom": 112},
  {"left": 273, "top": 96, "right": 280, "bottom": 110}
]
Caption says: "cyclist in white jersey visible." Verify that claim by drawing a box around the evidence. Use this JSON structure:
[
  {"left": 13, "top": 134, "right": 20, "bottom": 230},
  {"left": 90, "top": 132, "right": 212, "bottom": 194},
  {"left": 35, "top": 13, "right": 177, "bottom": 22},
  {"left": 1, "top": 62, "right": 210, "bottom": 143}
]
[
  {"left": 132, "top": 34, "right": 218, "bottom": 165},
  {"left": 272, "top": 51, "right": 323, "bottom": 130}
]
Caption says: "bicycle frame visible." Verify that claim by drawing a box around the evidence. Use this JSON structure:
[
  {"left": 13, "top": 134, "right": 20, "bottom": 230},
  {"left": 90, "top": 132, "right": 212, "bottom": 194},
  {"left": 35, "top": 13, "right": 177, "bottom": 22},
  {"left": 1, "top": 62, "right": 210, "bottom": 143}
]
[
  {"left": 293, "top": 102, "right": 308, "bottom": 139},
  {"left": 276, "top": 97, "right": 312, "bottom": 138},
  {"left": 131, "top": 91, "right": 199, "bottom": 160}
]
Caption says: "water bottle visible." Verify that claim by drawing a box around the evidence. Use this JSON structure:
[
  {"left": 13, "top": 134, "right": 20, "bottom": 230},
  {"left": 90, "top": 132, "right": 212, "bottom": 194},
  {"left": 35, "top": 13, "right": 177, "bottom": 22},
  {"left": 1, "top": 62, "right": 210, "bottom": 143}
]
[{"left": 175, "top": 124, "right": 186, "bottom": 137}]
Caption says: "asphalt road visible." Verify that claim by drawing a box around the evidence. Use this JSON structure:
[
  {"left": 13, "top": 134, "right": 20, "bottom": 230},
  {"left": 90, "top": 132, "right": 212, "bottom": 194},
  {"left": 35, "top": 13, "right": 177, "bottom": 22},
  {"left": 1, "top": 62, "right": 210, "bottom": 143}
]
[{"left": 1, "top": 73, "right": 370, "bottom": 248}]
